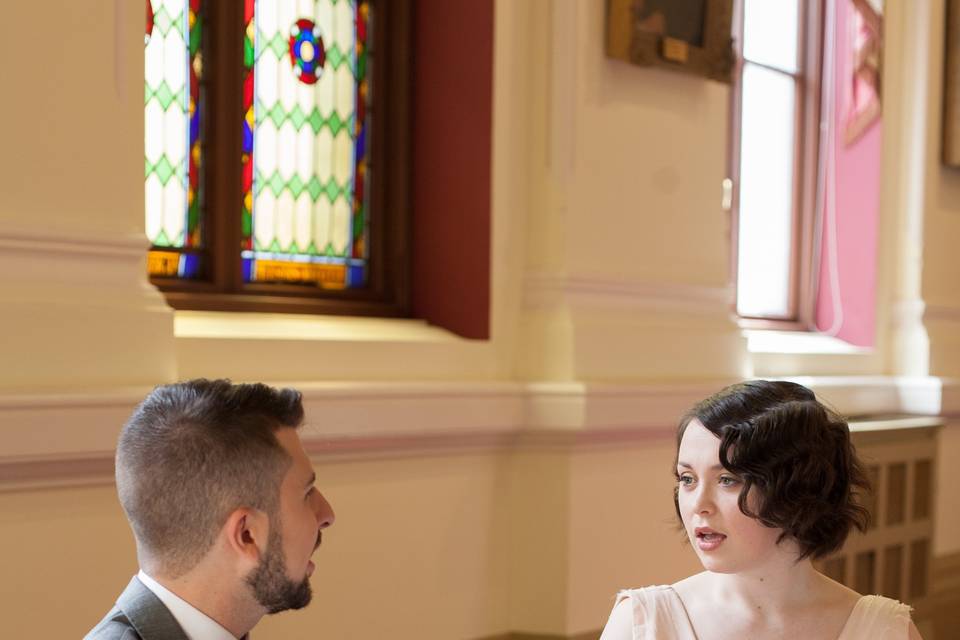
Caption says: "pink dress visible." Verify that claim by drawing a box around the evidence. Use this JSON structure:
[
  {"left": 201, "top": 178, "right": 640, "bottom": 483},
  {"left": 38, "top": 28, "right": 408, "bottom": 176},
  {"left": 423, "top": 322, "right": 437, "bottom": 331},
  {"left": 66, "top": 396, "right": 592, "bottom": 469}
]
[{"left": 610, "top": 585, "right": 912, "bottom": 639}]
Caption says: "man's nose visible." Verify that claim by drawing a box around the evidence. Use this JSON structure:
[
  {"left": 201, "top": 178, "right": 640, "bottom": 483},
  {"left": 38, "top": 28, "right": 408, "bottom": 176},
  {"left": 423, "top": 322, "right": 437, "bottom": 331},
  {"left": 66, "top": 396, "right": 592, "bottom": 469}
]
[{"left": 315, "top": 492, "right": 335, "bottom": 529}]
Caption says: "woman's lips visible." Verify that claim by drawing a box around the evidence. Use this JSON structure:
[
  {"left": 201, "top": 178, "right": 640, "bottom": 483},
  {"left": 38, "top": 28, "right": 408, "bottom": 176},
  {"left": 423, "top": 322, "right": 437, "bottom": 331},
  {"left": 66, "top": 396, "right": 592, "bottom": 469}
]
[
  {"left": 696, "top": 533, "right": 727, "bottom": 551},
  {"left": 694, "top": 527, "right": 727, "bottom": 551}
]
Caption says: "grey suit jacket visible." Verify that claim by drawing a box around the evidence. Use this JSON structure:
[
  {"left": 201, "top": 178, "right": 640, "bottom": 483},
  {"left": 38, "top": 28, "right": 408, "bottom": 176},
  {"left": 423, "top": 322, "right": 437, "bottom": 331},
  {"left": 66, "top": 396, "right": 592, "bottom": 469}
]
[{"left": 84, "top": 576, "right": 189, "bottom": 640}]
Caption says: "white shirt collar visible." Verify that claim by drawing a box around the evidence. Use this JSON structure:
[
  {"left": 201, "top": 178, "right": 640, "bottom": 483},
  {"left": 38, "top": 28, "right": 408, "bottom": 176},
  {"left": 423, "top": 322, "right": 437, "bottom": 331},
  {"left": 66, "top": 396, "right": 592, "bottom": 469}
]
[{"left": 137, "top": 570, "right": 239, "bottom": 640}]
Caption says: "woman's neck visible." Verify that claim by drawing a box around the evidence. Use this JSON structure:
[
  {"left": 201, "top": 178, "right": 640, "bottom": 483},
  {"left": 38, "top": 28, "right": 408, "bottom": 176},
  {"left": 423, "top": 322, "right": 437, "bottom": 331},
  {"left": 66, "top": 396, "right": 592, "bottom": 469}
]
[{"left": 707, "top": 556, "right": 822, "bottom": 616}]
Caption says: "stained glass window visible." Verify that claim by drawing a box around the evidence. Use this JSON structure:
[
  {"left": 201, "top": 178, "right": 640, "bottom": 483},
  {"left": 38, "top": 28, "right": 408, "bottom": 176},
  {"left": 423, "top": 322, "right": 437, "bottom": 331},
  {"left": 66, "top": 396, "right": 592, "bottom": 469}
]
[
  {"left": 143, "top": 0, "right": 407, "bottom": 314},
  {"left": 144, "top": 0, "right": 204, "bottom": 279},
  {"left": 242, "top": 0, "right": 370, "bottom": 289}
]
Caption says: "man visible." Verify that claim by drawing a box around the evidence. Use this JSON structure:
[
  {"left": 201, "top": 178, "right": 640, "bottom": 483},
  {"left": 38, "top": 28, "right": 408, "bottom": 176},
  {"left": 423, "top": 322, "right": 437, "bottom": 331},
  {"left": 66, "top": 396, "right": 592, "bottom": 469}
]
[{"left": 85, "top": 379, "right": 335, "bottom": 639}]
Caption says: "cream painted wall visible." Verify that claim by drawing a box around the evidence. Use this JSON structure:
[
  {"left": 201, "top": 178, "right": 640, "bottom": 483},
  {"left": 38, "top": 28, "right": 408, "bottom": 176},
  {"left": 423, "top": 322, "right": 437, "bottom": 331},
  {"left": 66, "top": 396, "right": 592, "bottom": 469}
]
[
  {"left": 1, "top": 454, "right": 510, "bottom": 639},
  {"left": 0, "top": 486, "right": 139, "bottom": 637},
  {"left": 0, "top": 1, "right": 176, "bottom": 391},
  {"left": 2, "top": 0, "right": 960, "bottom": 639},
  {"left": 565, "top": 441, "right": 703, "bottom": 633},
  {"left": 517, "top": 0, "right": 745, "bottom": 384}
]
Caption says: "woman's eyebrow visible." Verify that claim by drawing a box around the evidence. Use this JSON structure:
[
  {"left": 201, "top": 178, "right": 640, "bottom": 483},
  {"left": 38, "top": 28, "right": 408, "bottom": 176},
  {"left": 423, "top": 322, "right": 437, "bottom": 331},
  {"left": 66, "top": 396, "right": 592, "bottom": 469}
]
[{"left": 677, "top": 462, "right": 725, "bottom": 470}]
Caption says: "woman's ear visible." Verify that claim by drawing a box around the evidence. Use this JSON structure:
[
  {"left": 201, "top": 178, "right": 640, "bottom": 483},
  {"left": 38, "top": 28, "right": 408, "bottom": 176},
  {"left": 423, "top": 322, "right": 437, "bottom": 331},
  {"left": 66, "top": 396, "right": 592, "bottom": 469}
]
[{"left": 223, "top": 507, "right": 270, "bottom": 567}]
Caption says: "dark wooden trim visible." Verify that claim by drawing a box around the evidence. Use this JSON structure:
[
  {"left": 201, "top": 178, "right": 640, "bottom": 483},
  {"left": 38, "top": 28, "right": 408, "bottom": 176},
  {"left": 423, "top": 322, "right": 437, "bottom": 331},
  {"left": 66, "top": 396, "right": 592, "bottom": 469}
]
[
  {"left": 151, "top": 0, "right": 412, "bottom": 318},
  {"left": 370, "top": 0, "right": 413, "bottom": 313}
]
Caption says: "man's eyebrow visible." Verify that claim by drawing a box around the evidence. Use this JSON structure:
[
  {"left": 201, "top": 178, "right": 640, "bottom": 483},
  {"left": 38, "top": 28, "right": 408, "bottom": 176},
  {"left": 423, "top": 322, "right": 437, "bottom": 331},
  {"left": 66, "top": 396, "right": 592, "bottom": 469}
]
[
  {"left": 677, "top": 462, "right": 725, "bottom": 470},
  {"left": 304, "top": 472, "right": 316, "bottom": 490}
]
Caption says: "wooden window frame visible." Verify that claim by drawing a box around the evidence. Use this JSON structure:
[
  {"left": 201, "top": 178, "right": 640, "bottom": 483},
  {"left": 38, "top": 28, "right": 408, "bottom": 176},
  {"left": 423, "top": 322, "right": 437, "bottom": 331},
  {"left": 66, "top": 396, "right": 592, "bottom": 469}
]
[
  {"left": 151, "top": 0, "right": 412, "bottom": 318},
  {"left": 730, "top": 0, "right": 826, "bottom": 330}
]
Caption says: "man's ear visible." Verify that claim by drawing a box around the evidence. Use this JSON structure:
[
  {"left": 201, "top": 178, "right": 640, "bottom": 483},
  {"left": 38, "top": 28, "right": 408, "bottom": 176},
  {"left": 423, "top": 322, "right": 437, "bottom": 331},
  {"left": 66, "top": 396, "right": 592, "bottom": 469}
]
[{"left": 223, "top": 507, "right": 270, "bottom": 566}]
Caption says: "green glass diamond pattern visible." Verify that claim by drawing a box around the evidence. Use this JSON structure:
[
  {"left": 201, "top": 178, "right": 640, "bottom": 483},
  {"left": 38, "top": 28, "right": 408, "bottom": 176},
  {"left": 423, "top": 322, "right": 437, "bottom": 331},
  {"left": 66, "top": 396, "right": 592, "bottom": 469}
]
[
  {"left": 268, "top": 102, "right": 286, "bottom": 128},
  {"left": 307, "top": 176, "right": 324, "bottom": 200},
  {"left": 149, "top": 81, "right": 180, "bottom": 111},
  {"left": 308, "top": 109, "right": 324, "bottom": 133},
  {"left": 265, "top": 31, "right": 288, "bottom": 60},
  {"left": 326, "top": 44, "right": 345, "bottom": 70},
  {"left": 287, "top": 174, "right": 305, "bottom": 198},
  {"left": 152, "top": 156, "right": 176, "bottom": 186},
  {"left": 267, "top": 171, "right": 285, "bottom": 197},
  {"left": 153, "top": 7, "right": 175, "bottom": 36},
  {"left": 323, "top": 177, "right": 342, "bottom": 203},
  {"left": 289, "top": 105, "right": 307, "bottom": 130},
  {"left": 328, "top": 111, "right": 344, "bottom": 136}
]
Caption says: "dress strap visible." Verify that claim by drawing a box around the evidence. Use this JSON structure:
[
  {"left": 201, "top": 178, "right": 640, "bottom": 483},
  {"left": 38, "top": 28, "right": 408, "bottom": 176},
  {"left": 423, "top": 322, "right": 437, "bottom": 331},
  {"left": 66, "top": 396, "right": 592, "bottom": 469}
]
[
  {"left": 613, "top": 587, "right": 699, "bottom": 640},
  {"left": 839, "top": 595, "right": 912, "bottom": 639}
]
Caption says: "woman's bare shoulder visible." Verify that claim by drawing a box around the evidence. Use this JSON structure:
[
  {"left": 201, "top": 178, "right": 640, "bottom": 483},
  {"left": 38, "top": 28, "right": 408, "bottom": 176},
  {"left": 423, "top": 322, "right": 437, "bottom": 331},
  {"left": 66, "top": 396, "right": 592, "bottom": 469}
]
[
  {"left": 669, "top": 571, "right": 712, "bottom": 600},
  {"left": 813, "top": 570, "right": 862, "bottom": 610}
]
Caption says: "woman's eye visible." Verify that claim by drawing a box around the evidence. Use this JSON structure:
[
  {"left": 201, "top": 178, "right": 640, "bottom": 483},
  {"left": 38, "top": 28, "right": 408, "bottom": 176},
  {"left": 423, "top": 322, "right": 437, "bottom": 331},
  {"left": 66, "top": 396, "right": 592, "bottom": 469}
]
[
  {"left": 678, "top": 475, "right": 695, "bottom": 486},
  {"left": 719, "top": 476, "right": 740, "bottom": 487}
]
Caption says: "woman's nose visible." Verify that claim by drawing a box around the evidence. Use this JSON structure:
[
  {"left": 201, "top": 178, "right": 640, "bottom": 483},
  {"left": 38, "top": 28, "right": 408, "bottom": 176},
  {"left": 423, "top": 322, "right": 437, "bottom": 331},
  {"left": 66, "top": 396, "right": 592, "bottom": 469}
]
[{"left": 693, "top": 485, "right": 715, "bottom": 515}]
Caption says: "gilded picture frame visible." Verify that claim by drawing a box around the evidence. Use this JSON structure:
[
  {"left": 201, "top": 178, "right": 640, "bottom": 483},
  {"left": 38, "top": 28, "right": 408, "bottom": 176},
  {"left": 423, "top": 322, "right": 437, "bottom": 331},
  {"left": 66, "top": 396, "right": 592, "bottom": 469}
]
[{"left": 605, "top": 0, "right": 735, "bottom": 84}]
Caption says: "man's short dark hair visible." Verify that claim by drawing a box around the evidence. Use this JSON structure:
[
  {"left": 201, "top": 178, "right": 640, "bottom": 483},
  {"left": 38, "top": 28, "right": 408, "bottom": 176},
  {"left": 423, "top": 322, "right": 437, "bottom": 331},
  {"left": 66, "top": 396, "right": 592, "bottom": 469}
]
[
  {"left": 673, "top": 380, "right": 870, "bottom": 560},
  {"left": 116, "top": 379, "right": 304, "bottom": 576}
]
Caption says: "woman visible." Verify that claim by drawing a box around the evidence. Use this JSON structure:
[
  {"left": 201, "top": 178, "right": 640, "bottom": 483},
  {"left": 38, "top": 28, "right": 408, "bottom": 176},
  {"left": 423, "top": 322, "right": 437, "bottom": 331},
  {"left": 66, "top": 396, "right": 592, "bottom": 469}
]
[{"left": 600, "top": 380, "right": 922, "bottom": 639}]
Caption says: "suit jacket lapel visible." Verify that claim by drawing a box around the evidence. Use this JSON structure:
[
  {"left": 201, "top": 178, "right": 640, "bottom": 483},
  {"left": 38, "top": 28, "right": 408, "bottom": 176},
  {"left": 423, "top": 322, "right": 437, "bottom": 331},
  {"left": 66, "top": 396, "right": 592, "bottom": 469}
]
[{"left": 116, "top": 576, "right": 190, "bottom": 640}]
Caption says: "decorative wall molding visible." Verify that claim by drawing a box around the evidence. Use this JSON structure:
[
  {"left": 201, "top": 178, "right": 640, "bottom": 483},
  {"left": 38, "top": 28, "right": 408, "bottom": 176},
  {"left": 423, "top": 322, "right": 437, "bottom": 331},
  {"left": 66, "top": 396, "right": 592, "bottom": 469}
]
[
  {"left": 0, "top": 227, "right": 147, "bottom": 259},
  {"left": 790, "top": 375, "right": 949, "bottom": 416},
  {"left": 524, "top": 274, "right": 733, "bottom": 316},
  {"left": 0, "top": 227, "right": 162, "bottom": 303},
  {"left": 1, "top": 376, "right": 955, "bottom": 490},
  {"left": 925, "top": 304, "right": 960, "bottom": 324}
]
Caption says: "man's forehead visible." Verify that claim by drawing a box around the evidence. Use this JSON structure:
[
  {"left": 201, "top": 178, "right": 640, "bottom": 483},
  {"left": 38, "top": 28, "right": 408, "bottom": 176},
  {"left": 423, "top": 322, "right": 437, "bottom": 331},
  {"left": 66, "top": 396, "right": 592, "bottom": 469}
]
[{"left": 276, "top": 428, "right": 311, "bottom": 472}]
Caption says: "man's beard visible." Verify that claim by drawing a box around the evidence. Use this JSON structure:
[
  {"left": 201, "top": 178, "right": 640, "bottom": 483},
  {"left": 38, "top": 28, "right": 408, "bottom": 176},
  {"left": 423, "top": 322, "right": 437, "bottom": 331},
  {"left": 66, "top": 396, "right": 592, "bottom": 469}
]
[{"left": 246, "top": 523, "right": 313, "bottom": 614}]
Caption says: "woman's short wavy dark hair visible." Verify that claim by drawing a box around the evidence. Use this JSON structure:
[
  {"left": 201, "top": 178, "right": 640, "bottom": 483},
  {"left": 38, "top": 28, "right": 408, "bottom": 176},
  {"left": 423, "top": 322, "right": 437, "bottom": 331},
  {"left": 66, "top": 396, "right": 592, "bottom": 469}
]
[{"left": 673, "top": 380, "right": 870, "bottom": 560}]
